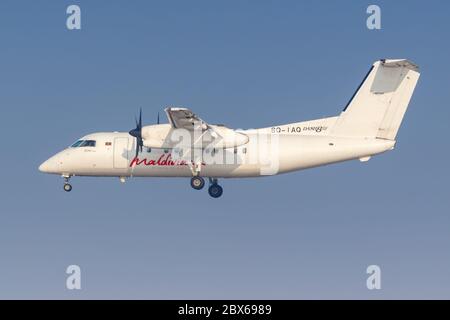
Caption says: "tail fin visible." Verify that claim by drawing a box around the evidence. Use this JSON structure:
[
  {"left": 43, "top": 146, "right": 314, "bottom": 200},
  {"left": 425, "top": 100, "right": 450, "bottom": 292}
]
[{"left": 332, "top": 59, "right": 420, "bottom": 139}]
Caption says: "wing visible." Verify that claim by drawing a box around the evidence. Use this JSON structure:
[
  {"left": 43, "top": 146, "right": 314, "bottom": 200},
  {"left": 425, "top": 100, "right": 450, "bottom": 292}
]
[
  {"left": 164, "top": 107, "right": 208, "bottom": 131},
  {"left": 163, "top": 106, "right": 249, "bottom": 148}
]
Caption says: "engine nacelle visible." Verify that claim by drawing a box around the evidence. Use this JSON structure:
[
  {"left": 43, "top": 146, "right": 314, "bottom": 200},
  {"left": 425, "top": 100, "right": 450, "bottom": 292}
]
[{"left": 141, "top": 124, "right": 249, "bottom": 149}]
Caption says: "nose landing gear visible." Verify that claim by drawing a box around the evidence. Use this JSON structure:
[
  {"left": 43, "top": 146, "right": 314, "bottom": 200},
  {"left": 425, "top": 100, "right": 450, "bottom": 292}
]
[
  {"left": 63, "top": 175, "right": 72, "bottom": 192},
  {"left": 63, "top": 183, "right": 72, "bottom": 192}
]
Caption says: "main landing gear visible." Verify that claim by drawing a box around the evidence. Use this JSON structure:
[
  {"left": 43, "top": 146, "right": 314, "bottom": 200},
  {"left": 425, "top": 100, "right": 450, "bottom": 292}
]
[
  {"left": 190, "top": 177, "right": 223, "bottom": 198},
  {"left": 208, "top": 178, "right": 223, "bottom": 198},
  {"left": 63, "top": 176, "right": 72, "bottom": 192},
  {"left": 190, "top": 176, "right": 205, "bottom": 190}
]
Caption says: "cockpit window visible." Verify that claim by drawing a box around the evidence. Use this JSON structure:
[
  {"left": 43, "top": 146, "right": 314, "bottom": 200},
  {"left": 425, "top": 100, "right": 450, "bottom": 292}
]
[
  {"left": 80, "top": 140, "right": 96, "bottom": 147},
  {"left": 71, "top": 140, "right": 83, "bottom": 148},
  {"left": 71, "top": 140, "right": 96, "bottom": 148}
]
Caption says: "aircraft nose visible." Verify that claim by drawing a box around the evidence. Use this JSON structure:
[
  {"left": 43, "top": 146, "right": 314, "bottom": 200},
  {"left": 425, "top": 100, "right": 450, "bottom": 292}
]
[
  {"left": 39, "top": 158, "right": 58, "bottom": 173},
  {"left": 39, "top": 160, "right": 51, "bottom": 173}
]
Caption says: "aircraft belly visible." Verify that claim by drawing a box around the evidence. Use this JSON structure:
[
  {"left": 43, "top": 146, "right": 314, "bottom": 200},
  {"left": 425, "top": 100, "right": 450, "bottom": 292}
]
[
  {"left": 130, "top": 165, "right": 191, "bottom": 177},
  {"left": 127, "top": 164, "right": 259, "bottom": 178}
]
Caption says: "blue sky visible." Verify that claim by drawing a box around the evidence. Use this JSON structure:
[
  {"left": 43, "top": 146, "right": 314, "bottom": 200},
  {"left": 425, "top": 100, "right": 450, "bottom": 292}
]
[{"left": 0, "top": 0, "right": 449, "bottom": 299}]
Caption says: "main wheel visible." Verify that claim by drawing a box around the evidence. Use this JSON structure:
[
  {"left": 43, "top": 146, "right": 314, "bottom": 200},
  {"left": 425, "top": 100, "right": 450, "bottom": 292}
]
[
  {"left": 208, "top": 184, "right": 223, "bottom": 198},
  {"left": 190, "top": 177, "right": 205, "bottom": 190},
  {"left": 63, "top": 183, "right": 72, "bottom": 192}
]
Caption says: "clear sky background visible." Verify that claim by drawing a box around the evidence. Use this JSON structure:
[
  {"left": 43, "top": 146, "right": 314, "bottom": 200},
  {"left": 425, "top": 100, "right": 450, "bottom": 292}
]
[{"left": 0, "top": 0, "right": 449, "bottom": 299}]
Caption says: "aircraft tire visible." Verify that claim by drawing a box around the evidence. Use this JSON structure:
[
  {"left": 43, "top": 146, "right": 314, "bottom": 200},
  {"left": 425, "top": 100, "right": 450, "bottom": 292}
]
[
  {"left": 208, "top": 184, "right": 223, "bottom": 198},
  {"left": 190, "top": 177, "right": 205, "bottom": 190}
]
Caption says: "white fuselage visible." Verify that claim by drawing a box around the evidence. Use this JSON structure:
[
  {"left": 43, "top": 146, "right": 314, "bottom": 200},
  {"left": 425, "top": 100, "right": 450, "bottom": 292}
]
[{"left": 39, "top": 122, "right": 395, "bottom": 179}]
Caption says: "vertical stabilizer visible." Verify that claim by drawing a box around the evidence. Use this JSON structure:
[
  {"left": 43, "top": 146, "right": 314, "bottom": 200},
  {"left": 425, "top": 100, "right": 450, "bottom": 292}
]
[{"left": 332, "top": 59, "right": 420, "bottom": 140}]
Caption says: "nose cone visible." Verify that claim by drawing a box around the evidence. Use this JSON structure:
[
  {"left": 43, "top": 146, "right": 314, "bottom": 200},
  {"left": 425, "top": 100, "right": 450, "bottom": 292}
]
[
  {"left": 39, "top": 160, "right": 51, "bottom": 173},
  {"left": 39, "top": 158, "right": 59, "bottom": 174}
]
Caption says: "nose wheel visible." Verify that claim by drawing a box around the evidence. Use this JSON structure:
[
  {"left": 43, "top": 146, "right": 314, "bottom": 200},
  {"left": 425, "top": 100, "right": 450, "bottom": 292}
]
[
  {"left": 63, "top": 176, "right": 72, "bottom": 192},
  {"left": 63, "top": 183, "right": 72, "bottom": 192}
]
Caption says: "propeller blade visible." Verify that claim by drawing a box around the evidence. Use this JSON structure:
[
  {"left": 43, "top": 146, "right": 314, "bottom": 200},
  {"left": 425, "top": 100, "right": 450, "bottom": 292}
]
[
  {"left": 129, "top": 108, "right": 144, "bottom": 159},
  {"left": 157, "top": 112, "right": 160, "bottom": 125}
]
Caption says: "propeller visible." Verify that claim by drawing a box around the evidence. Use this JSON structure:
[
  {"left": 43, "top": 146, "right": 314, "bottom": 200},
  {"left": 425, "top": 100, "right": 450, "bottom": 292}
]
[{"left": 129, "top": 108, "right": 143, "bottom": 159}]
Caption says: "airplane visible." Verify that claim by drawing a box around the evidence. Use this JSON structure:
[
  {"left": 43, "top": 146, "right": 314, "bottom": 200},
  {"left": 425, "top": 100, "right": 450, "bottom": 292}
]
[{"left": 39, "top": 59, "right": 420, "bottom": 198}]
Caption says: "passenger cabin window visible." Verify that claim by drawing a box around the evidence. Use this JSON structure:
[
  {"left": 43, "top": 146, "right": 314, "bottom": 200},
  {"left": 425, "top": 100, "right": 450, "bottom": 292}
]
[{"left": 71, "top": 140, "right": 96, "bottom": 148}]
